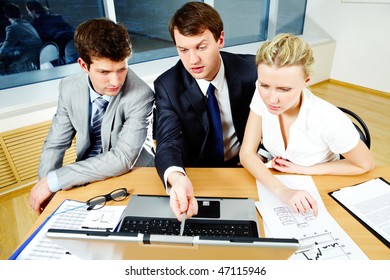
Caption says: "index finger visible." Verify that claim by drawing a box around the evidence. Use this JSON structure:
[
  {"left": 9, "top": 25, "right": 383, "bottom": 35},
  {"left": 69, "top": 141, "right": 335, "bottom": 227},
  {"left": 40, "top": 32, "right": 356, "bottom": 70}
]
[
  {"left": 169, "top": 192, "right": 183, "bottom": 220},
  {"left": 306, "top": 195, "right": 318, "bottom": 217},
  {"left": 185, "top": 196, "right": 198, "bottom": 218}
]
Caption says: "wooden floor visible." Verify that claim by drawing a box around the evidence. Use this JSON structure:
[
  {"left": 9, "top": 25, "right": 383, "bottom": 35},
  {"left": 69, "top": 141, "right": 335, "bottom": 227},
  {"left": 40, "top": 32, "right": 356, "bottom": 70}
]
[
  {"left": 0, "top": 185, "right": 37, "bottom": 260},
  {"left": 0, "top": 80, "right": 389, "bottom": 260},
  {"left": 309, "top": 80, "right": 390, "bottom": 167}
]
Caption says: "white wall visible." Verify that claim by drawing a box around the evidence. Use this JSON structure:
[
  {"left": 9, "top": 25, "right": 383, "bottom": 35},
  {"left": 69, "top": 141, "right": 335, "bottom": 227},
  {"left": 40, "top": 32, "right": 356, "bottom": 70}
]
[{"left": 305, "top": 0, "right": 390, "bottom": 93}]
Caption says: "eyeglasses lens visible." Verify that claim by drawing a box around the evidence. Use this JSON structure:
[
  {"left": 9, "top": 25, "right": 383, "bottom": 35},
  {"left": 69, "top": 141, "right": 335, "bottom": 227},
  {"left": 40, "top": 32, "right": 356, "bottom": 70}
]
[
  {"left": 87, "top": 196, "right": 106, "bottom": 210},
  {"left": 111, "top": 189, "right": 128, "bottom": 201}
]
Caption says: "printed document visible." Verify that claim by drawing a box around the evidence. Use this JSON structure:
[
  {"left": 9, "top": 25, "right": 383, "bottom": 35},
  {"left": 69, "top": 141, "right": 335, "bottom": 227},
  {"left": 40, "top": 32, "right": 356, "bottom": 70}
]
[
  {"left": 256, "top": 175, "right": 369, "bottom": 260},
  {"left": 330, "top": 177, "right": 390, "bottom": 247},
  {"left": 14, "top": 199, "right": 125, "bottom": 260}
]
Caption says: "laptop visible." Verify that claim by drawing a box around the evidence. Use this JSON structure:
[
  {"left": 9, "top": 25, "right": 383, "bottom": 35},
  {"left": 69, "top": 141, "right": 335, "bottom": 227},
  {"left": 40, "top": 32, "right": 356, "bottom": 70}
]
[{"left": 46, "top": 195, "right": 300, "bottom": 260}]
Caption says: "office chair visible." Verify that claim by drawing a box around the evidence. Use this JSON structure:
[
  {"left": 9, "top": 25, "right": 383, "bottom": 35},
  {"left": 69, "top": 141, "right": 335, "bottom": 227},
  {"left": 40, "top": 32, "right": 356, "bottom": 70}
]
[
  {"left": 338, "top": 107, "right": 371, "bottom": 149},
  {"left": 39, "top": 42, "right": 60, "bottom": 69}
]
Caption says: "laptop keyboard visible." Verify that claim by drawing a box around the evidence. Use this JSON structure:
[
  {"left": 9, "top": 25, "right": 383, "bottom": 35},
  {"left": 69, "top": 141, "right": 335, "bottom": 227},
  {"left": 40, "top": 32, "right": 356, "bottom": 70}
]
[{"left": 119, "top": 216, "right": 258, "bottom": 238}]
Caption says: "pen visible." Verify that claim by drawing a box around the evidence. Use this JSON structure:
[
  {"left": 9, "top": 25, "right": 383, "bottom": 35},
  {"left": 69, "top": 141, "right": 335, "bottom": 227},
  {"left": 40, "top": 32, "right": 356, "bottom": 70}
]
[{"left": 180, "top": 212, "right": 186, "bottom": 236}]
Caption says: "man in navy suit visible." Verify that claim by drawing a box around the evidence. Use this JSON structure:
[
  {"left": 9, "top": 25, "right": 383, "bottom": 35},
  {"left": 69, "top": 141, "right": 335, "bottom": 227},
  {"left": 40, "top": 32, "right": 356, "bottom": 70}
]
[{"left": 154, "top": 2, "right": 257, "bottom": 220}]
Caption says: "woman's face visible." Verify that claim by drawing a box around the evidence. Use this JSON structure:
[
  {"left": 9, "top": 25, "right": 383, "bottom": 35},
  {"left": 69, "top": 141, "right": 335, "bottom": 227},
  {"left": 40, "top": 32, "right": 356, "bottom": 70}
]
[{"left": 257, "top": 63, "right": 310, "bottom": 115}]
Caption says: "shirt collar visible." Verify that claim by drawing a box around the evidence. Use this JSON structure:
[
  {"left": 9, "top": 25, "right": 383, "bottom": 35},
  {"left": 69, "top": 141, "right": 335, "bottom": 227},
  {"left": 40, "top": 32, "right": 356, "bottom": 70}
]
[
  {"left": 88, "top": 78, "right": 111, "bottom": 103},
  {"left": 294, "top": 88, "right": 312, "bottom": 129},
  {"left": 196, "top": 56, "right": 225, "bottom": 96}
]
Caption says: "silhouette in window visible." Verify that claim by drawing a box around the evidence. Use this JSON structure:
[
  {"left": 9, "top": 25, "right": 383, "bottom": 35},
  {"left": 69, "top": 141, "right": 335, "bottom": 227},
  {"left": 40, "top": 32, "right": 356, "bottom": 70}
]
[
  {"left": 0, "top": 0, "right": 11, "bottom": 42},
  {"left": 25, "top": 0, "right": 77, "bottom": 65},
  {"left": 0, "top": 3, "right": 42, "bottom": 75}
]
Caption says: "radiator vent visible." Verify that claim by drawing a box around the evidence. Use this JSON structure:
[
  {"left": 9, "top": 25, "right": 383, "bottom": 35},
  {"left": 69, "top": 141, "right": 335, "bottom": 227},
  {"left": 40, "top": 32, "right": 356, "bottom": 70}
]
[{"left": 0, "top": 121, "right": 76, "bottom": 192}]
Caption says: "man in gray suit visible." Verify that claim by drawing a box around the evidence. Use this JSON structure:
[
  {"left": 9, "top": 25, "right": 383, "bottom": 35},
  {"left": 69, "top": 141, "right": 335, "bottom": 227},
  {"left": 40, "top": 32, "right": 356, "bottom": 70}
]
[
  {"left": 30, "top": 18, "right": 155, "bottom": 214},
  {"left": 0, "top": 3, "right": 42, "bottom": 74}
]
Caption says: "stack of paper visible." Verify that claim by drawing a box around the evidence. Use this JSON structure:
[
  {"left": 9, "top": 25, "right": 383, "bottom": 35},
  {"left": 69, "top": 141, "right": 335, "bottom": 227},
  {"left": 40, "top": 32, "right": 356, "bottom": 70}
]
[
  {"left": 330, "top": 177, "right": 390, "bottom": 248},
  {"left": 10, "top": 200, "right": 126, "bottom": 260}
]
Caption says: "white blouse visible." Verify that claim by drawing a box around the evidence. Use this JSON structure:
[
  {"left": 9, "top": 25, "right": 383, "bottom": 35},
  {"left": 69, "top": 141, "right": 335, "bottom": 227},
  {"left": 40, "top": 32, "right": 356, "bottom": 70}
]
[{"left": 250, "top": 87, "right": 360, "bottom": 166}]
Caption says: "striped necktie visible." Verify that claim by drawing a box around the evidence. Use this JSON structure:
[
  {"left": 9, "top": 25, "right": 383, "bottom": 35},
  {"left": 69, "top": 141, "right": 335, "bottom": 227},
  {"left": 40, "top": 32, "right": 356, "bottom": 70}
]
[
  {"left": 204, "top": 83, "right": 224, "bottom": 166},
  {"left": 86, "top": 97, "right": 109, "bottom": 158}
]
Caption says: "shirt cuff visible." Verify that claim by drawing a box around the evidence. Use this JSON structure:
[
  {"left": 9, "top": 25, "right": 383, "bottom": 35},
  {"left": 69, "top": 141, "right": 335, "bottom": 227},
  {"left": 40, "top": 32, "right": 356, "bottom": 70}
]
[
  {"left": 47, "top": 171, "right": 62, "bottom": 193},
  {"left": 163, "top": 166, "right": 186, "bottom": 194}
]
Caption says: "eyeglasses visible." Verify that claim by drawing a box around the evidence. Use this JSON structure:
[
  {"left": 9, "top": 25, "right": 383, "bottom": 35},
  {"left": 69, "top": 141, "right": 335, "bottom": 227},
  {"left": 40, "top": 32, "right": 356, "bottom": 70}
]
[{"left": 86, "top": 188, "right": 129, "bottom": 210}]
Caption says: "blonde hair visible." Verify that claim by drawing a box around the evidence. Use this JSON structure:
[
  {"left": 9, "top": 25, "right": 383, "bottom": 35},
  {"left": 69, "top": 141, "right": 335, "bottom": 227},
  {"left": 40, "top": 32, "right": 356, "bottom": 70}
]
[{"left": 256, "top": 33, "right": 314, "bottom": 77}]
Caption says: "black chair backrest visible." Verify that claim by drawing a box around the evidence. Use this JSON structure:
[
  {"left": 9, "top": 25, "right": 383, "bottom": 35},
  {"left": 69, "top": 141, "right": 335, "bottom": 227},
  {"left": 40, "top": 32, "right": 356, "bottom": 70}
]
[
  {"left": 258, "top": 107, "right": 371, "bottom": 162},
  {"left": 338, "top": 107, "right": 371, "bottom": 149}
]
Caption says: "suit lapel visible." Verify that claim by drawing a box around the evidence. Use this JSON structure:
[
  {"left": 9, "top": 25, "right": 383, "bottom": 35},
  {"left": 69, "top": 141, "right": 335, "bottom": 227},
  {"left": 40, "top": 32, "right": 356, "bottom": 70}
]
[
  {"left": 183, "top": 73, "right": 209, "bottom": 134},
  {"left": 180, "top": 71, "right": 210, "bottom": 157},
  {"left": 223, "top": 53, "right": 242, "bottom": 124},
  {"left": 101, "top": 92, "right": 119, "bottom": 151},
  {"left": 72, "top": 76, "right": 91, "bottom": 158}
]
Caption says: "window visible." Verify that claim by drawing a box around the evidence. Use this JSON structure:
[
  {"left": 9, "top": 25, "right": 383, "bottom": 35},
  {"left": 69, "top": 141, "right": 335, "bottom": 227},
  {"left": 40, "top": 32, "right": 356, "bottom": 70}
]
[
  {"left": 0, "top": 0, "right": 307, "bottom": 90},
  {"left": 114, "top": 0, "right": 270, "bottom": 63},
  {"left": 0, "top": 0, "right": 104, "bottom": 89},
  {"left": 113, "top": 0, "right": 186, "bottom": 64},
  {"left": 214, "top": 0, "right": 269, "bottom": 46},
  {"left": 276, "top": 0, "right": 307, "bottom": 35}
]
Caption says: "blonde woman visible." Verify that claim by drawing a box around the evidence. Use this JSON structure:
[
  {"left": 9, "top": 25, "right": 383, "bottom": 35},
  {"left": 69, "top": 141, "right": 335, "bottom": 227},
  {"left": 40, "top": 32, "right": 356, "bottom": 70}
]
[{"left": 240, "top": 33, "right": 374, "bottom": 217}]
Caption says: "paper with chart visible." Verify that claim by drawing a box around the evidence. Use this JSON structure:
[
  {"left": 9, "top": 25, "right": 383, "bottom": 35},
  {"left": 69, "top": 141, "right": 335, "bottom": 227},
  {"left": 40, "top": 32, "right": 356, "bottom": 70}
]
[
  {"left": 256, "top": 175, "right": 368, "bottom": 260},
  {"left": 15, "top": 199, "right": 125, "bottom": 260}
]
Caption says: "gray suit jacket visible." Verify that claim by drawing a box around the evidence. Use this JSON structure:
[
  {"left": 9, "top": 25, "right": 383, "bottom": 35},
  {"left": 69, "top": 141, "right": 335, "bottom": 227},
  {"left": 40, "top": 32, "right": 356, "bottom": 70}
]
[{"left": 38, "top": 70, "right": 155, "bottom": 190}]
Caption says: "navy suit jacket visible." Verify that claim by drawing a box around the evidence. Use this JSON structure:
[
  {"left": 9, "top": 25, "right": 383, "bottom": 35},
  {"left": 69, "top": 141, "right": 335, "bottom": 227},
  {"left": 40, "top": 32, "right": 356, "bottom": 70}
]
[{"left": 154, "top": 51, "right": 257, "bottom": 183}]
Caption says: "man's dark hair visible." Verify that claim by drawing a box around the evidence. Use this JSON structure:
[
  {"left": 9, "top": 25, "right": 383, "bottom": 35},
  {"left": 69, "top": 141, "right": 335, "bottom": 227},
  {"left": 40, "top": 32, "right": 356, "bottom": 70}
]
[
  {"left": 25, "top": 0, "right": 48, "bottom": 15},
  {"left": 169, "top": 1, "right": 223, "bottom": 45},
  {"left": 74, "top": 18, "right": 132, "bottom": 67},
  {"left": 4, "top": 3, "right": 21, "bottom": 19}
]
